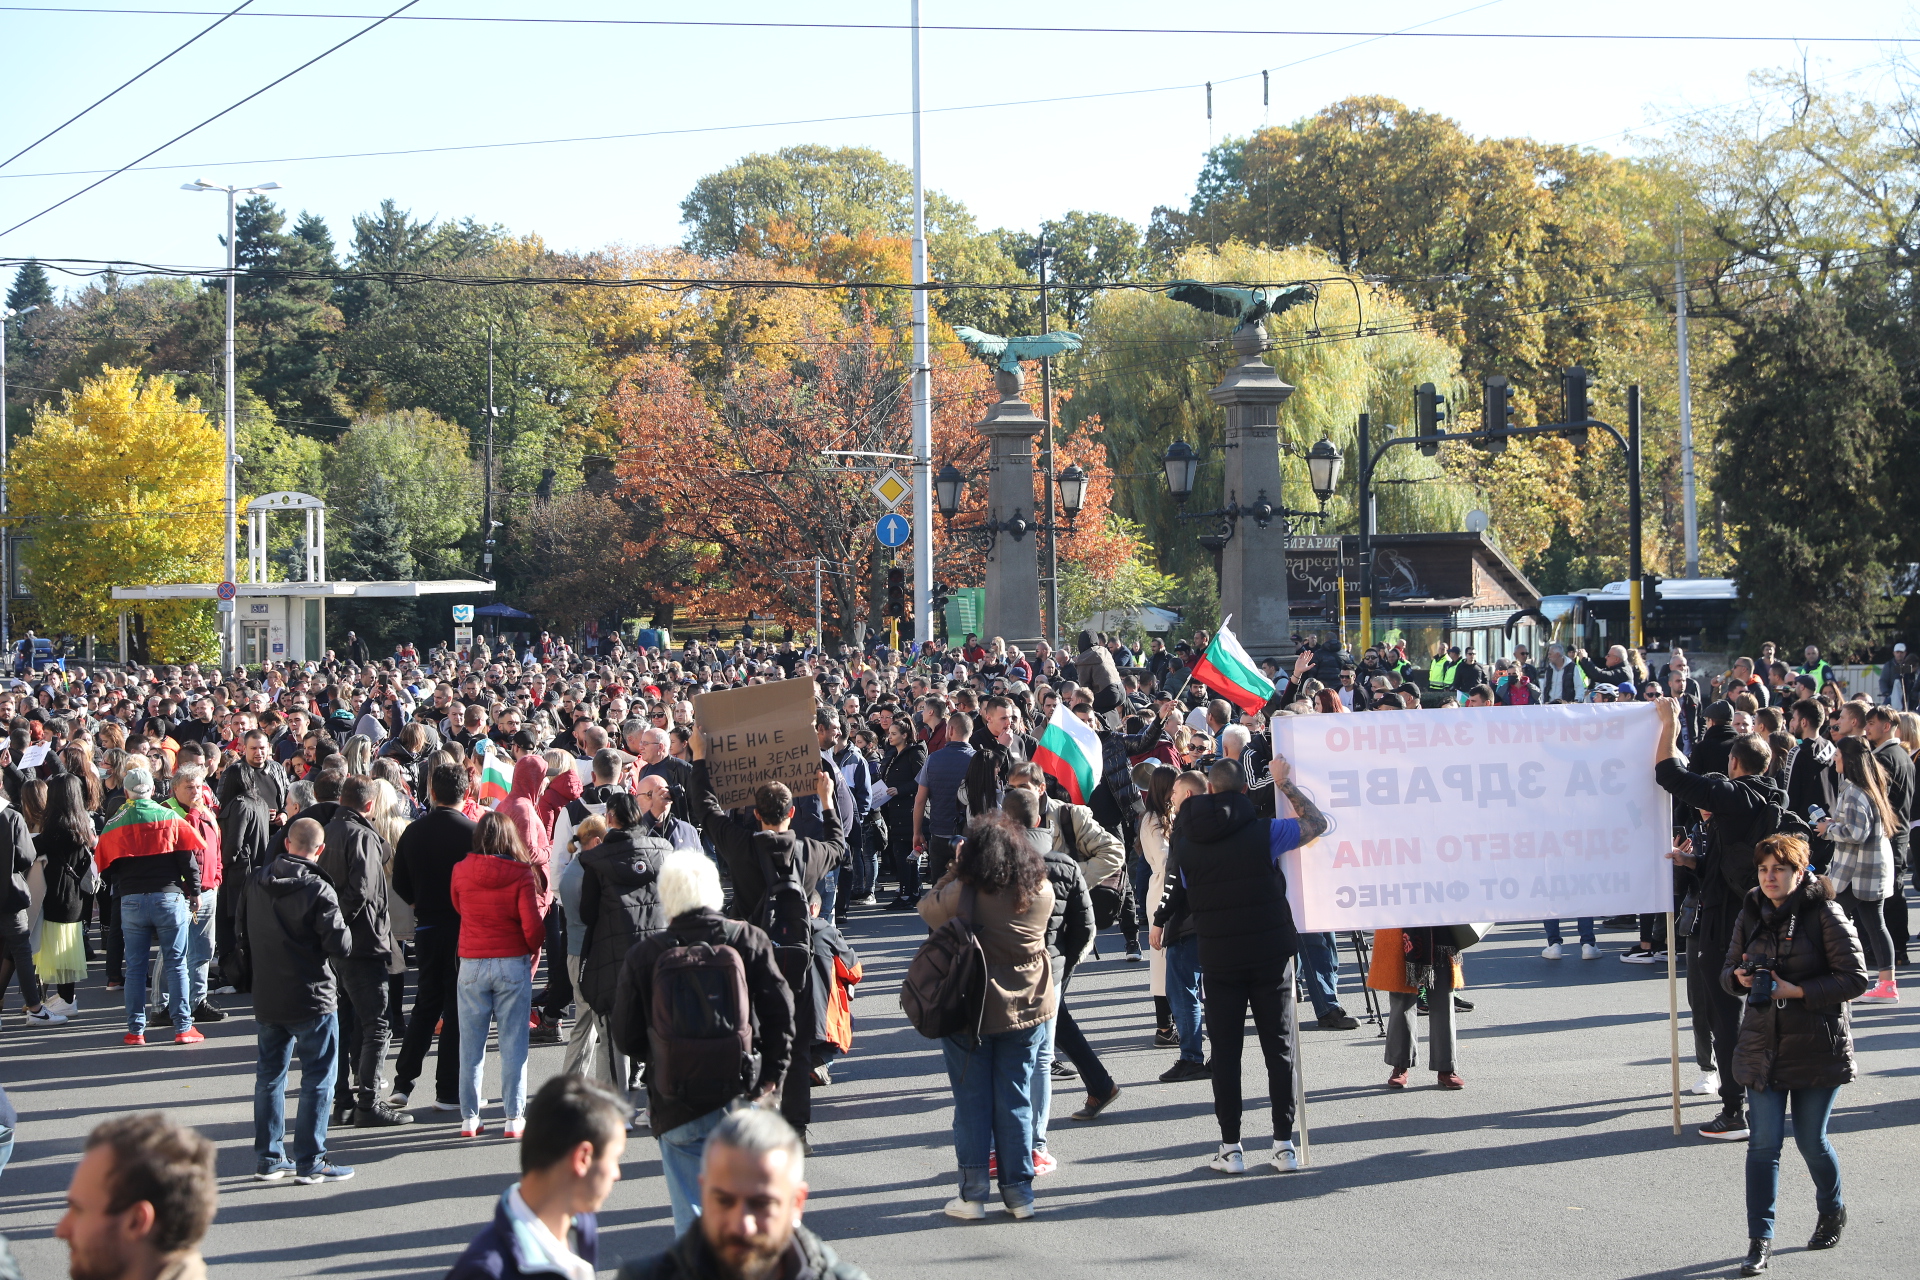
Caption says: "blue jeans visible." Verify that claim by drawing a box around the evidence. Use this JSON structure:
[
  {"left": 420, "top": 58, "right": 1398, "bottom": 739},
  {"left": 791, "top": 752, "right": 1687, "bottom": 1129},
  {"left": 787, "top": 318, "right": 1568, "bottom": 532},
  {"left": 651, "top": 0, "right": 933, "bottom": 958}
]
[
  {"left": 121, "top": 891, "right": 191, "bottom": 1035},
  {"left": 457, "top": 955, "right": 533, "bottom": 1123},
  {"left": 1297, "top": 931, "right": 1342, "bottom": 1018},
  {"left": 187, "top": 888, "right": 218, "bottom": 1010},
  {"left": 1746, "top": 1085, "right": 1843, "bottom": 1240},
  {"left": 255, "top": 1013, "right": 338, "bottom": 1175},
  {"left": 0, "top": 1124, "right": 13, "bottom": 1181},
  {"left": 1544, "top": 918, "right": 1597, "bottom": 946},
  {"left": 941, "top": 1022, "right": 1046, "bottom": 1209},
  {"left": 848, "top": 823, "right": 879, "bottom": 899},
  {"left": 1166, "top": 935, "right": 1205, "bottom": 1062},
  {"left": 1030, "top": 1014, "right": 1058, "bottom": 1151},
  {"left": 659, "top": 1108, "right": 727, "bottom": 1236}
]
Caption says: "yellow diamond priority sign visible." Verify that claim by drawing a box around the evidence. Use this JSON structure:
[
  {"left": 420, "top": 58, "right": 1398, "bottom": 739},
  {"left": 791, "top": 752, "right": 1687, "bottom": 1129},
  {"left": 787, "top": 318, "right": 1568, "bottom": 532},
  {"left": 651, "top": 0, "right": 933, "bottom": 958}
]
[{"left": 871, "top": 470, "right": 910, "bottom": 508}]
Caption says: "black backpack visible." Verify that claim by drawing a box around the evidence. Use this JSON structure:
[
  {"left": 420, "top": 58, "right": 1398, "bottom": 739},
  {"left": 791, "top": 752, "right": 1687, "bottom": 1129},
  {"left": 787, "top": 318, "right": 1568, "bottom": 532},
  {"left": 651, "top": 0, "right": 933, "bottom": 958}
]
[
  {"left": 647, "top": 921, "right": 757, "bottom": 1110},
  {"left": 755, "top": 847, "right": 814, "bottom": 1001},
  {"left": 899, "top": 885, "right": 987, "bottom": 1040}
]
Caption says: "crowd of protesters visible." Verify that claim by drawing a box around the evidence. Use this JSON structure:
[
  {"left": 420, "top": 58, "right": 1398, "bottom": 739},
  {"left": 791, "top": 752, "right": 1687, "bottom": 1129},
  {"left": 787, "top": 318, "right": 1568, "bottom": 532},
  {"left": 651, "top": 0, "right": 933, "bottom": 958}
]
[{"left": 0, "top": 617, "right": 1908, "bottom": 1275}]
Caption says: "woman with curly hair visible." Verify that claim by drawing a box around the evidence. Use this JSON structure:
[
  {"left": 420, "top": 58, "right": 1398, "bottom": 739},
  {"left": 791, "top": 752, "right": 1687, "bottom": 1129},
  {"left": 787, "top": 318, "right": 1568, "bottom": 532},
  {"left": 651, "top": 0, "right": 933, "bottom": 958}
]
[{"left": 918, "top": 811, "right": 1055, "bottom": 1222}]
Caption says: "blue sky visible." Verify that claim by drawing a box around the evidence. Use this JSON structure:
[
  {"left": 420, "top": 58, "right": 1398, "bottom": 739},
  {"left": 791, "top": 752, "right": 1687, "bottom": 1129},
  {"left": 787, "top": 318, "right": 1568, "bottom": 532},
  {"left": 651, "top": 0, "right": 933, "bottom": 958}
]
[{"left": 0, "top": 0, "right": 1910, "bottom": 277}]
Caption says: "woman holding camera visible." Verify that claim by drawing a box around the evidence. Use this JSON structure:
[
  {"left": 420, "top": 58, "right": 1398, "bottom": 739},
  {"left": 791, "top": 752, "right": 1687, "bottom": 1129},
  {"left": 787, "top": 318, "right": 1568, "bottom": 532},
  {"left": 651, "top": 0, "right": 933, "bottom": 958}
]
[{"left": 1722, "top": 833, "right": 1870, "bottom": 1275}]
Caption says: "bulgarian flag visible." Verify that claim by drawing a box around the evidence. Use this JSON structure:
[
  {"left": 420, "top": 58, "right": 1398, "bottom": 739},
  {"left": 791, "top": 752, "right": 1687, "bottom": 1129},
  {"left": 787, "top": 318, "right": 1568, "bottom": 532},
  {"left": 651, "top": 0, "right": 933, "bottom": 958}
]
[
  {"left": 1190, "top": 617, "right": 1274, "bottom": 713},
  {"left": 95, "top": 797, "right": 204, "bottom": 876},
  {"left": 477, "top": 742, "right": 513, "bottom": 807},
  {"left": 1034, "top": 702, "right": 1104, "bottom": 806}
]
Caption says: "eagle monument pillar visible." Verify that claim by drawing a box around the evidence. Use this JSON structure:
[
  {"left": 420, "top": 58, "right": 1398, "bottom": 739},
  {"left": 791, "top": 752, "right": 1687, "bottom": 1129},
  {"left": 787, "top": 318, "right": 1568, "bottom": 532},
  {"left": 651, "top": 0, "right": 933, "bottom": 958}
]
[
  {"left": 1209, "top": 321, "right": 1295, "bottom": 663},
  {"left": 978, "top": 368, "right": 1046, "bottom": 650}
]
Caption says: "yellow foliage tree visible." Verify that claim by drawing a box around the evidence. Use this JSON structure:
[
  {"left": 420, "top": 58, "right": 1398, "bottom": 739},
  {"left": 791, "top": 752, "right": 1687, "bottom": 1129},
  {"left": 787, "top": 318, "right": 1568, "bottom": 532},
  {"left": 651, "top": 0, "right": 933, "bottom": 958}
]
[{"left": 7, "top": 366, "right": 223, "bottom": 661}]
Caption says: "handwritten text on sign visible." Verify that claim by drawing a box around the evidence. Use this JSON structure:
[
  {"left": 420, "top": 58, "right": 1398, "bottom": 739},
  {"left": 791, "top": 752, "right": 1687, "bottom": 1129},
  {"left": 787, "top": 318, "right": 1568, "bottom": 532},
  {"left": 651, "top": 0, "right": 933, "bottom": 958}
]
[
  {"left": 693, "top": 678, "right": 820, "bottom": 810},
  {"left": 1273, "top": 702, "right": 1671, "bottom": 931}
]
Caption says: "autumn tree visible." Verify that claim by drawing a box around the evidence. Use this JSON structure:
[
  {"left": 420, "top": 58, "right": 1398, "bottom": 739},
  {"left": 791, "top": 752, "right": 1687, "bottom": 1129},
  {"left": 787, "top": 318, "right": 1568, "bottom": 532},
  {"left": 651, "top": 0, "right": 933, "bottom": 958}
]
[{"left": 5, "top": 367, "right": 222, "bottom": 661}]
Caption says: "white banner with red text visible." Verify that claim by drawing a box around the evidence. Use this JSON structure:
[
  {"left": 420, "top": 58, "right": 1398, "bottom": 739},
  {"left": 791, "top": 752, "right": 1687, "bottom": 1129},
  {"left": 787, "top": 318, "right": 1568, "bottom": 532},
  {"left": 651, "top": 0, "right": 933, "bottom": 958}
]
[{"left": 1273, "top": 702, "right": 1672, "bottom": 932}]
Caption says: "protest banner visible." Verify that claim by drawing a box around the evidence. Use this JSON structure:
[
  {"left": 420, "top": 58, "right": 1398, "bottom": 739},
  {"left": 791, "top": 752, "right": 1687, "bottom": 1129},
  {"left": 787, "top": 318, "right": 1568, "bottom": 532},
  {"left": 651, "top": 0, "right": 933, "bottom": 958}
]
[
  {"left": 1273, "top": 701, "right": 1671, "bottom": 932},
  {"left": 693, "top": 678, "right": 820, "bottom": 809}
]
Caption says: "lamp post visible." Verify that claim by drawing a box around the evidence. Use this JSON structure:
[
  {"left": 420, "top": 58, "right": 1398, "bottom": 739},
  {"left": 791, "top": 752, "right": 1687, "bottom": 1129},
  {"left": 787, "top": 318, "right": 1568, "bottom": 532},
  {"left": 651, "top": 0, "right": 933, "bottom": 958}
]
[
  {"left": 0, "top": 302, "right": 38, "bottom": 658},
  {"left": 934, "top": 459, "right": 1086, "bottom": 556},
  {"left": 183, "top": 177, "right": 279, "bottom": 670},
  {"left": 1160, "top": 437, "right": 1335, "bottom": 545}
]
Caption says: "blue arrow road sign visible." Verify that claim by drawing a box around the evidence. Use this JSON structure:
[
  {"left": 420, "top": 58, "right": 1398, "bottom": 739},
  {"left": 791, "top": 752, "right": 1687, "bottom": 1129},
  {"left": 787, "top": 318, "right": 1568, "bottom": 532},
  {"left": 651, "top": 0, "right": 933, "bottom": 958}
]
[{"left": 876, "top": 513, "right": 911, "bottom": 548}]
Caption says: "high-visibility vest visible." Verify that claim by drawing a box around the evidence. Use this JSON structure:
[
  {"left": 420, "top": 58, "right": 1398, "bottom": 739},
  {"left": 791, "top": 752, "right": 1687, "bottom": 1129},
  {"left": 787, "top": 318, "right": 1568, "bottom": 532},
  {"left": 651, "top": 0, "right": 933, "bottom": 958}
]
[{"left": 1428, "top": 656, "right": 1460, "bottom": 692}]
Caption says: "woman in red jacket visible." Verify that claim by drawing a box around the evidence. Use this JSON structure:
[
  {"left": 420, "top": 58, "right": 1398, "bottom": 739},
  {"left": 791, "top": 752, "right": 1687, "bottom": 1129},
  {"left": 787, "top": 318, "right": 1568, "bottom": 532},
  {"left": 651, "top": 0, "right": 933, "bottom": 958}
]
[{"left": 450, "top": 812, "right": 544, "bottom": 1139}]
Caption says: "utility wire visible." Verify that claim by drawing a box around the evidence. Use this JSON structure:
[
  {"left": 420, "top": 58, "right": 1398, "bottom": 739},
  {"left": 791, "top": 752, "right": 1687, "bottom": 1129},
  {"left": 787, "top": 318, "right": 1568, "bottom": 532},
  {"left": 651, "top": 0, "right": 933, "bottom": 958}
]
[
  {"left": 0, "top": 0, "right": 421, "bottom": 240},
  {"left": 0, "top": 7, "right": 1906, "bottom": 41},
  {"left": 0, "top": 0, "right": 256, "bottom": 172}
]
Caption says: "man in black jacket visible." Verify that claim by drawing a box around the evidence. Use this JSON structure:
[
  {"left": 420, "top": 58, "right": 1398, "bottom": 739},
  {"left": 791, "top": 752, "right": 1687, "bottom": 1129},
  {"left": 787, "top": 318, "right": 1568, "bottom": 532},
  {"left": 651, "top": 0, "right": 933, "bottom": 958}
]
[
  {"left": 690, "top": 733, "right": 844, "bottom": 924},
  {"left": 319, "top": 775, "right": 408, "bottom": 1128},
  {"left": 389, "top": 763, "right": 475, "bottom": 1114},
  {"left": 1784, "top": 699, "right": 1839, "bottom": 868},
  {"left": 238, "top": 817, "right": 354, "bottom": 1184},
  {"left": 1653, "top": 696, "right": 1803, "bottom": 1143},
  {"left": 1158, "top": 756, "right": 1327, "bottom": 1175},
  {"left": 611, "top": 849, "right": 794, "bottom": 1237}
]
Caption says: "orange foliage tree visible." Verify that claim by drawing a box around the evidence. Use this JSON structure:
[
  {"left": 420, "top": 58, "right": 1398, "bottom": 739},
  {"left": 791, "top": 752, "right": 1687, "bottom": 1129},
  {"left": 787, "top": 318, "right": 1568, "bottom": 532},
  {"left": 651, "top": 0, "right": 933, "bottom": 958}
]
[{"left": 610, "top": 313, "right": 1136, "bottom": 643}]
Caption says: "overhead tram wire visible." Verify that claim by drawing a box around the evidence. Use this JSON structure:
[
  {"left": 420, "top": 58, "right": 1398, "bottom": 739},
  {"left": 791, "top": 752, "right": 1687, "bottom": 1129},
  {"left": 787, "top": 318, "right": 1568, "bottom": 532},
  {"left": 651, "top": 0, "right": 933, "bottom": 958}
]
[
  {"left": 0, "top": 0, "right": 258, "bottom": 172},
  {"left": 0, "top": 3, "right": 1889, "bottom": 186},
  {"left": 0, "top": 7, "right": 1905, "bottom": 41},
  {"left": 0, "top": 0, "right": 421, "bottom": 239}
]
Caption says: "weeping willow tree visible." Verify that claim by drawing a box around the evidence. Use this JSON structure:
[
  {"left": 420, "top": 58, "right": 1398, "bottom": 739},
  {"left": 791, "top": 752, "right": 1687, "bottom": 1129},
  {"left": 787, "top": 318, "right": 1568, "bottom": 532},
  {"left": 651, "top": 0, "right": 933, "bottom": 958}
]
[{"left": 1063, "top": 243, "right": 1489, "bottom": 587}]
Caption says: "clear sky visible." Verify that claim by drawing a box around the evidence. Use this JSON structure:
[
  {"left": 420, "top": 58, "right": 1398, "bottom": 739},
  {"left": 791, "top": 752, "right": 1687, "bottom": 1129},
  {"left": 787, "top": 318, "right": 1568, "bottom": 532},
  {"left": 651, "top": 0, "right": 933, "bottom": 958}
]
[{"left": 0, "top": 0, "right": 1911, "bottom": 278}]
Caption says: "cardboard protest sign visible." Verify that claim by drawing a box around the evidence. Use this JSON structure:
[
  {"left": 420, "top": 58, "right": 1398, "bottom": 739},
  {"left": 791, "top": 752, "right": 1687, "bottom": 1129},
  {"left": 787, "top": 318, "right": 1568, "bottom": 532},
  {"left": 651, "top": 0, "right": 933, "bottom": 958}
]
[
  {"left": 1274, "top": 702, "right": 1671, "bottom": 931},
  {"left": 693, "top": 678, "right": 820, "bottom": 810}
]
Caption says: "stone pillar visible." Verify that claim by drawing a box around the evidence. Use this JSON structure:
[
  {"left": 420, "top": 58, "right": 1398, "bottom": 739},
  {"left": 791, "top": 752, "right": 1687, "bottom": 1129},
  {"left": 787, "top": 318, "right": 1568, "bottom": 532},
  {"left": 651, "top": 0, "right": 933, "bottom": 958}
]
[
  {"left": 1207, "top": 322, "right": 1295, "bottom": 661},
  {"left": 977, "top": 368, "right": 1045, "bottom": 649}
]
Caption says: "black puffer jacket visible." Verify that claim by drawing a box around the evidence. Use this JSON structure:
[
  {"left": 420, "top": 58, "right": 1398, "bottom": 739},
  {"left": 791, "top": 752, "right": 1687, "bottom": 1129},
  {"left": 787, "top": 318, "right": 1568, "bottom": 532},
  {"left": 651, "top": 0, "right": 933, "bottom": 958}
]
[
  {"left": 577, "top": 827, "right": 669, "bottom": 1015},
  {"left": 1026, "top": 826, "right": 1093, "bottom": 980},
  {"left": 616, "top": 1221, "right": 869, "bottom": 1280},
  {"left": 1720, "top": 877, "right": 1869, "bottom": 1091},
  {"left": 237, "top": 853, "right": 352, "bottom": 1026},
  {"left": 1160, "top": 790, "right": 1297, "bottom": 971}
]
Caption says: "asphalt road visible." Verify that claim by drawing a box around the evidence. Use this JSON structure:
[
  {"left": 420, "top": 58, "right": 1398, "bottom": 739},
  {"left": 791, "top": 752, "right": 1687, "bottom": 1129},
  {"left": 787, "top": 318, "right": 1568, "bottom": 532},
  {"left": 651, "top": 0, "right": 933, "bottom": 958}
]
[{"left": 2, "top": 903, "right": 1916, "bottom": 1280}]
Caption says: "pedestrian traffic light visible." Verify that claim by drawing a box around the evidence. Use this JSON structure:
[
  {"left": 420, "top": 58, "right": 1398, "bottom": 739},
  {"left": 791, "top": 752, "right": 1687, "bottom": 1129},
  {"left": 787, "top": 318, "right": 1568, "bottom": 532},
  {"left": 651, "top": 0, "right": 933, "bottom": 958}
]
[
  {"left": 1415, "top": 382, "right": 1447, "bottom": 457},
  {"left": 886, "top": 567, "right": 906, "bottom": 619},
  {"left": 1477, "top": 375, "right": 1513, "bottom": 453},
  {"left": 1561, "top": 366, "right": 1591, "bottom": 446}
]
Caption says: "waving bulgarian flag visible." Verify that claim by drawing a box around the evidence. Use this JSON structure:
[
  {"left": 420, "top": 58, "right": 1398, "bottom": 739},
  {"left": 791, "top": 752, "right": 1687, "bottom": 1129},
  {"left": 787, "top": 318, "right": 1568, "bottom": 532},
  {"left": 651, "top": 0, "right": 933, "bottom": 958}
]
[
  {"left": 1190, "top": 617, "right": 1275, "bottom": 713},
  {"left": 1033, "top": 701, "right": 1104, "bottom": 806},
  {"left": 476, "top": 741, "right": 513, "bottom": 807}
]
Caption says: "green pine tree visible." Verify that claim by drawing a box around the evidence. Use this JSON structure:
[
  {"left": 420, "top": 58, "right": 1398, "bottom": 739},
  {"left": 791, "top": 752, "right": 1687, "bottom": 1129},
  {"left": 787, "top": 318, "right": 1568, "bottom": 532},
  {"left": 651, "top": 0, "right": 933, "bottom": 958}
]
[
  {"left": 1716, "top": 288, "right": 1901, "bottom": 653},
  {"left": 334, "top": 471, "right": 419, "bottom": 648},
  {"left": 5, "top": 259, "right": 53, "bottom": 315}
]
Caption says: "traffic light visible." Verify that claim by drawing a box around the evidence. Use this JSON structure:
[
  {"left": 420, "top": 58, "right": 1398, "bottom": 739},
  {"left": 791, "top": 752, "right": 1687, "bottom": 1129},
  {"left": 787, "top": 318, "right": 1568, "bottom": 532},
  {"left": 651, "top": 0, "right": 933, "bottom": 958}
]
[
  {"left": 1561, "top": 366, "right": 1591, "bottom": 446},
  {"left": 886, "top": 567, "right": 906, "bottom": 619},
  {"left": 1477, "top": 375, "right": 1513, "bottom": 453},
  {"left": 932, "top": 580, "right": 951, "bottom": 614},
  {"left": 1640, "top": 572, "right": 1663, "bottom": 617},
  {"left": 1415, "top": 382, "right": 1447, "bottom": 457}
]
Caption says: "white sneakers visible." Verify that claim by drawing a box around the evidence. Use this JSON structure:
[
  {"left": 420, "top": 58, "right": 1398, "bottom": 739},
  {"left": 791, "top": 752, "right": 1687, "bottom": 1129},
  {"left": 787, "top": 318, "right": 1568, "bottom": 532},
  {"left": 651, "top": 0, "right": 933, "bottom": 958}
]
[
  {"left": 1691, "top": 1071, "right": 1721, "bottom": 1096},
  {"left": 1210, "top": 1143, "right": 1246, "bottom": 1175},
  {"left": 26, "top": 1005, "right": 68, "bottom": 1025},
  {"left": 1582, "top": 944, "right": 1602, "bottom": 960},
  {"left": 387, "top": 1092, "right": 409, "bottom": 1110},
  {"left": 43, "top": 994, "right": 78, "bottom": 1016},
  {"left": 1001, "top": 1202, "right": 1036, "bottom": 1220},
  {"left": 1541, "top": 943, "right": 1564, "bottom": 960},
  {"left": 1271, "top": 1142, "right": 1299, "bottom": 1173},
  {"left": 943, "top": 1197, "right": 986, "bottom": 1221}
]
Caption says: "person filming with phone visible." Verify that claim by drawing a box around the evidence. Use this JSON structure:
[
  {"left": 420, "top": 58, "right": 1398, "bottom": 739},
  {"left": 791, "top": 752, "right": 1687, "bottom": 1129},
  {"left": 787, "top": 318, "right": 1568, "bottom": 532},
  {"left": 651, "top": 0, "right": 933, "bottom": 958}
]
[{"left": 1721, "top": 833, "right": 1870, "bottom": 1276}]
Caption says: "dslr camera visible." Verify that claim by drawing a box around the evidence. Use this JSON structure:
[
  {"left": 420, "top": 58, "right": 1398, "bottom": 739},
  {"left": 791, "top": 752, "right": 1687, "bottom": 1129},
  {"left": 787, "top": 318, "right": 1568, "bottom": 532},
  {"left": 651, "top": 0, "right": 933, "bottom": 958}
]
[{"left": 1743, "top": 961, "right": 1775, "bottom": 1006}]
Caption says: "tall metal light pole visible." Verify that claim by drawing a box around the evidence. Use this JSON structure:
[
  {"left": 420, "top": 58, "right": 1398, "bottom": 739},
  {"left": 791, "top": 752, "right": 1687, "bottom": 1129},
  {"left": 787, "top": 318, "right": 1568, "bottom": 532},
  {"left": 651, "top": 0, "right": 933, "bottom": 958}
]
[
  {"left": 0, "top": 302, "right": 38, "bottom": 657},
  {"left": 183, "top": 177, "right": 279, "bottom": 670},
  {"left": 1036, "top": 234, "right": 1060, "bottom": 652},
  {"left": 908, "top": 0, "right": 934, "bottom": 648}
]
